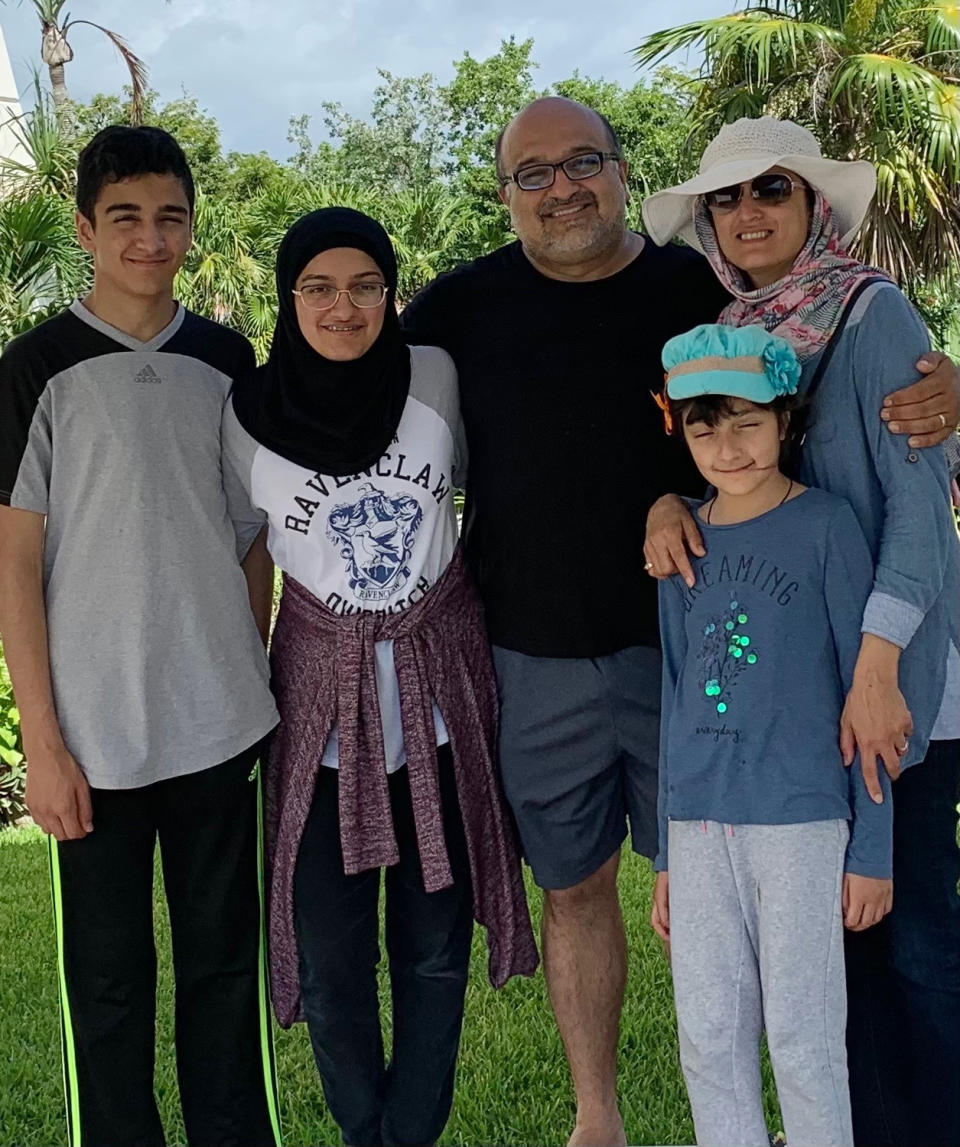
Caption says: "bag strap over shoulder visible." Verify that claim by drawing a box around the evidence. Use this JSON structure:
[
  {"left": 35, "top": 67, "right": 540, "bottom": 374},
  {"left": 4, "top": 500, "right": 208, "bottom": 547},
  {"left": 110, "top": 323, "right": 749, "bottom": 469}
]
[{"left": 785, "top": 276, "right": 889, "bottom": 477}]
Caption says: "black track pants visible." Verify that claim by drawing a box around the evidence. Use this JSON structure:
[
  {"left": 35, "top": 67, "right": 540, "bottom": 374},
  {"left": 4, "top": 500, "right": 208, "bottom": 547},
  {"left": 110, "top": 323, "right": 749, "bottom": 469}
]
[{"left": 49, "top": 745, "right": 281, "bottom": 1147}]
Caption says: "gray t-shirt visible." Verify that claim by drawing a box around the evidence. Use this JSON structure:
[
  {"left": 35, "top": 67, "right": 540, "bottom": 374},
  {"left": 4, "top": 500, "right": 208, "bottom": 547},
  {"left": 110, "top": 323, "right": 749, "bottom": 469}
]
[{"left": 0, "top": 300, "right": 279, "bottom": 789}]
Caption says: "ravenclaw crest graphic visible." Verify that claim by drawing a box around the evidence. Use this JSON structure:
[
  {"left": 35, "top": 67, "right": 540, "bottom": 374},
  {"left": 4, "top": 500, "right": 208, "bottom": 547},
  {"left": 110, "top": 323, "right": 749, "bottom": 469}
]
[{"left": 326, "top": 483, "right": 423, "bottom": 601}]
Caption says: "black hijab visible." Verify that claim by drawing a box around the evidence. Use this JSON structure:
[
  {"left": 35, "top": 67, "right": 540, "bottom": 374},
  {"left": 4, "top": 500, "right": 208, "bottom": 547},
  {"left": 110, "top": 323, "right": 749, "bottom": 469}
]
[{"left": 232, "top": 207, "right": 411, "bottom": 477}]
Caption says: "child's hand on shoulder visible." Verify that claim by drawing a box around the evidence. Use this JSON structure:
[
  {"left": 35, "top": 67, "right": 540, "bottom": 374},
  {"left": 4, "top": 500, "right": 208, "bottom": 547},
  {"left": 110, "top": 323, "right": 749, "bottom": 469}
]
[
  {"left": 843, "top": 873, "right": 893, "bottom": 931},
  {"left": 651, "top": 871, "right": 670, "bottom": 944}
]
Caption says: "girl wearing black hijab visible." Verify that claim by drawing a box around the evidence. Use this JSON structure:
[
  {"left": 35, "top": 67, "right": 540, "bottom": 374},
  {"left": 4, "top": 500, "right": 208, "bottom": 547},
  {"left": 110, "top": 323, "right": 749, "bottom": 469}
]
[{"left": 226, "top": 209, "right": 537, "bottom": 1147}]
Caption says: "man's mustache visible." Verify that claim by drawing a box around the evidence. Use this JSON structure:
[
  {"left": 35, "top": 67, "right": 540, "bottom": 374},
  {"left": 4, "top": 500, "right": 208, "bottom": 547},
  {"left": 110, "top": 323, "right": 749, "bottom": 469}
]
[{"left": 538, "top": 191, "right": 597, "bottom": 218}]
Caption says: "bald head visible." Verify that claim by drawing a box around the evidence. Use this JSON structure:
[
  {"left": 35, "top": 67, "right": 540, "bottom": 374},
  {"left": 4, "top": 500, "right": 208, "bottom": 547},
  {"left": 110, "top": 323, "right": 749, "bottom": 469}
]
[
  {"left": 493, "top": 95, "right": 633, "bottom": 279},
  {"left": 496, "top": 97, "right": 621, "bottom": 183}
]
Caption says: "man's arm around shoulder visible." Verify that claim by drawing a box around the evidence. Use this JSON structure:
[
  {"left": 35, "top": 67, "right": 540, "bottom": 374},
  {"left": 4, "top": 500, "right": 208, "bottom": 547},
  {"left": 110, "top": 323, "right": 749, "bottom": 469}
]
[{"left": 0, "top": 505, "right": 92, "bottom": 839}]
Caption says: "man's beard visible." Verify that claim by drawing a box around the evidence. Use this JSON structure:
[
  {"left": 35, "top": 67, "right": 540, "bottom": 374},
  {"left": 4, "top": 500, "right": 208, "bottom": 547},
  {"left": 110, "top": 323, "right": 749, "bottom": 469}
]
[{"left": 515, "top": 195, "right": 628, "bottom": 268}]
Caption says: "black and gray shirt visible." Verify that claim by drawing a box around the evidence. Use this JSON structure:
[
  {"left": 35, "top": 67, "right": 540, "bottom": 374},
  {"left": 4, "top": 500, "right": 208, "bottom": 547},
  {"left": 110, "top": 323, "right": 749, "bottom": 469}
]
[{"left": 0, "top": 300, "right": 279, "bottom": 789}]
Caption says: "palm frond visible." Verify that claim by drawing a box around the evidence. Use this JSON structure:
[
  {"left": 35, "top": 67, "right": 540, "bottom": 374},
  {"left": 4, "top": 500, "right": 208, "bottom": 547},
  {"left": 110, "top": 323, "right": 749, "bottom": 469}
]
[
  {"left": 674, "top": 81, "right": 773, "bottom": 157},
  {"left": 831, "top": 51, "right": 956, "bottom": 127},
  {"left": 633, "top": 13, "right": 845, "bottom": 85},
  {"left": 856, "top": 189, "right": 960, "bottom": 283},
  {"left": 759, "top": 1, "right": 851, "bottom": 24},
  {"left": 0, "top": 0, "right": 73, "bottom": 20},
  {"left": 915, "top": 200, "right": 960, "bottom": 275},
  {"left": 0, "top": 75, "right": 77, "bottom": 196},
  {"left": 709, "top": 83, "right": 772, "bottom": 123},
  {"left": 0, "top": 190, "right": 89, "bottom": 342},
  {"left": 176, "top": 190, "right": 269, "bottom": 323},
  {"left": 855, "top": 202, "right": 917, "bottom": 280},
  {"left": 63, "top": 20, "right": 148, "bottom": 123},
  {"left": 916, "top": 2, "right": 960, "bottom": 56},
  {"left": 859, "top": 130, "right": 960, "bottom": 278},
  {"left": 923, "top": 80, "right": 960, "bottom": 177},
  {"left": 239, "top": 294, "right": 279, "bottom": 363}
]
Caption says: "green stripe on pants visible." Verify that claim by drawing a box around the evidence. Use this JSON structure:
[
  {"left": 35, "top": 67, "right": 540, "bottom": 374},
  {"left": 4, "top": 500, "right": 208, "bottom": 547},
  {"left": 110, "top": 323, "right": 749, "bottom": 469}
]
[
  {"left": 254, "top": 761, "right": 283, "bottom": 1145},
  {"left": 49, "top": 836, "right": 82, "bottom": 1147}
]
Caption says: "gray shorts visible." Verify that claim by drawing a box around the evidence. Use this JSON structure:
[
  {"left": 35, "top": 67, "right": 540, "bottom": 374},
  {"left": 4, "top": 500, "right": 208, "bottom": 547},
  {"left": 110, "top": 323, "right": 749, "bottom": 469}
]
[{"left": 492, "top": 644, "right": 661, "bottom": 890}]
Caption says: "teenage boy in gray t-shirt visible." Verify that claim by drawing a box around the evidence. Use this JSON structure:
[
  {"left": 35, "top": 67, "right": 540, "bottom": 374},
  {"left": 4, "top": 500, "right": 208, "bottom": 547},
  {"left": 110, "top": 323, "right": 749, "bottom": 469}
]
[{"left": 0, "top": 127, "right": 280, "bottom": 1147}]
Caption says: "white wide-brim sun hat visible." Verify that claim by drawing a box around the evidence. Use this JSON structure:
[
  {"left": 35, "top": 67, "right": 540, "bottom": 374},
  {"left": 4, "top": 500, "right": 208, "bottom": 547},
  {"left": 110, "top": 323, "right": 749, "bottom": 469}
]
[{"left": 642, "top": 116, "right": 877, "bottom": 253}]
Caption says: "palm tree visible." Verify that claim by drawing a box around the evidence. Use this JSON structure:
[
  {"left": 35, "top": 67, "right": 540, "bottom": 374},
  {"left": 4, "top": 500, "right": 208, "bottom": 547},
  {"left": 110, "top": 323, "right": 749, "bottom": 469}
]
[
  {"left": 632, "top": 0, "right": 960, "bottom": 282},
  {"left": 382, "top": 186, "right": 493, "bottom": 302},
  {"left": 0, "top": 76, "right": 76, "bottom": 196},
  {"left": 176, "top": 191, "right": 275, "bottom": 359},
  {"left": 0, "top": 189, "right": 89, "bottom": 343},
  {"left": 0, "top": 0, "right": 147, "bottom": 123}
]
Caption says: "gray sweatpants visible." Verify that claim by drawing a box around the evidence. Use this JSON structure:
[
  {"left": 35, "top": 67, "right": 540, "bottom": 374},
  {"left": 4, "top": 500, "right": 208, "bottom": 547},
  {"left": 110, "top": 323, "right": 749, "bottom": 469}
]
[{"left": 668, "top": 818, "right": 852, "bottom": 1147}]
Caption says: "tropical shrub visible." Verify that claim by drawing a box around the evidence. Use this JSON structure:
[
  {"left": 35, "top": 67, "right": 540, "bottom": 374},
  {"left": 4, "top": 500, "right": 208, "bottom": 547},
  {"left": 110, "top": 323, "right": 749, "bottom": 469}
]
[{"left": 0, "top": 658, "right": 26, "bottom": 828}]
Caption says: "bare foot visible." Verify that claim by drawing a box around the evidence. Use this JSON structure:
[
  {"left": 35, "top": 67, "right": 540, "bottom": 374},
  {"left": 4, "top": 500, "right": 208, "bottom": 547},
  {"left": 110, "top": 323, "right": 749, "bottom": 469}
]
[{"left": 567, "top": 1113, "right": 627, "bottom": 1147}]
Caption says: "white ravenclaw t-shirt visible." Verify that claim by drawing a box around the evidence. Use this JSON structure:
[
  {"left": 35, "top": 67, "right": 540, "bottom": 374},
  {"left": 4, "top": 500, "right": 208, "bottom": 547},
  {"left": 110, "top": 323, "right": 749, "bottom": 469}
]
[{"left": 223, "top": 344, "right": 466, "bottom": 773}]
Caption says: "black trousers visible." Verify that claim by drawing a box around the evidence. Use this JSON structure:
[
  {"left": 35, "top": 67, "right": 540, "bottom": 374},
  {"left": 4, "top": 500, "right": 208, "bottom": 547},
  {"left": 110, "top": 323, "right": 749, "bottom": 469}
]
[
  {"left": 845, "top": 738, "right": 960, "bottom": 1147},
  {"left": 50, "top": 745, "right": 280, "bottom": 1147},
  {"left": 294, "top": 746, "right": 474, "bottom": 1147}
]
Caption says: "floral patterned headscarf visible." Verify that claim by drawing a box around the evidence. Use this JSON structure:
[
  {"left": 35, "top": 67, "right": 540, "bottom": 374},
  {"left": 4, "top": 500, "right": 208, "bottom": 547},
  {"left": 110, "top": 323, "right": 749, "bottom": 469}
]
[{"left": 695, "top": 188, "right": 891, "bottom": 361}]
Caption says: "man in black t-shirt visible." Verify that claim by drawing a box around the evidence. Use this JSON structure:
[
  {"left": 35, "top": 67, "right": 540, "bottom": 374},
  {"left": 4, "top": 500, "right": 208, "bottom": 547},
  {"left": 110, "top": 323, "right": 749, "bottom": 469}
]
[
  {"left": 404, "top": 98, "right": 722, "bottom": 1146},
  {"left": 403, "top": 97, "right": 958, "bottom": 1147}
]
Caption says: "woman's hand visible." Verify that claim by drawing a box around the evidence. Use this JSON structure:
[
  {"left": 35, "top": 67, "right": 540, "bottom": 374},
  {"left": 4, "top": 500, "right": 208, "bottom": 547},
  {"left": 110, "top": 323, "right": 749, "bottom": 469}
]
[
  {"left": 651, "top": 871, "right": 670, "bottom": 943},
  {"left": 843, "top": 873, "right": 893, "bottom": 931},
  {"left": 644, "top": 494, "right": 704, "bottom": 588},
  {"left": 881, "top": 352, "right": 959, "bottom": 448},
  {"left": 840, "top": 635, "right": 912, "bottom": 802}
]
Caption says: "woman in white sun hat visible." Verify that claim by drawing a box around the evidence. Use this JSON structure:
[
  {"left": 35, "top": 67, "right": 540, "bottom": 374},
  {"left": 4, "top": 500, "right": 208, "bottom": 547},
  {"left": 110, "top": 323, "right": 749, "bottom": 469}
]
[{"left": 642, "top": 116, "right": 960, "bottom": 1147}]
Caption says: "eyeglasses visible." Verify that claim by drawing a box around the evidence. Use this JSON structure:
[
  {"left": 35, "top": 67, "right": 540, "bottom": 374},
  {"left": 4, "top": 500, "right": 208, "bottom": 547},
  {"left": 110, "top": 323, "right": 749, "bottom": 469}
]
[
  {"left": 292, "top": 283, "right": 388, "bottom": 310},
  {"left": 501, "top": 151, "right": 621, "bottom": 192},
  {"left": 703, "top": 174, "right": 803, "bottom": 213}
]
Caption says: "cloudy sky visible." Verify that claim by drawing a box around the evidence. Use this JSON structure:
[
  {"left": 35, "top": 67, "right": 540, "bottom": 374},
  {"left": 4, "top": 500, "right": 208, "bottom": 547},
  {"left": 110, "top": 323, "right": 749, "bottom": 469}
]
[{"left": 1, "top": 0, "right": 725, "bottom": 158}]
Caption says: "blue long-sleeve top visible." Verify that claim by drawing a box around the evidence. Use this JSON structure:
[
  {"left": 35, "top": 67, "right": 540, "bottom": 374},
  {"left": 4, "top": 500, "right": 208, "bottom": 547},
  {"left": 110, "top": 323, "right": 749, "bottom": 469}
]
[
  {"left": 656, "top": 488, "right": 892, "bottom": 879},
  {"left": 796, "top": 283, "right": 960, "bottom": 760}
]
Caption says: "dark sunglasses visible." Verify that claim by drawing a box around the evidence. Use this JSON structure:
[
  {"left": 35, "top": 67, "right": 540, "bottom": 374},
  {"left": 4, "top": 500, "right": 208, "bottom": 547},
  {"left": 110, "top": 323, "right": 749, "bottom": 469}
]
[{"left": 704, "top": 173, "right": 803, "bottom": 213}]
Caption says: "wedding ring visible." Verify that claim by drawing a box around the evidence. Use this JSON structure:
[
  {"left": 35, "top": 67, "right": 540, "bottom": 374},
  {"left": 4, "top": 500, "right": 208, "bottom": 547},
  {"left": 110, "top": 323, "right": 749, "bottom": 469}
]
[
  {"left": 896, "top": 740, "right": 909, "bottom": 756},
  {"left": 644, "top": 562, "right": 654, "bottom": 571},
  {"left": 939, "top": 413, "right": 947, "bottom": 428}
]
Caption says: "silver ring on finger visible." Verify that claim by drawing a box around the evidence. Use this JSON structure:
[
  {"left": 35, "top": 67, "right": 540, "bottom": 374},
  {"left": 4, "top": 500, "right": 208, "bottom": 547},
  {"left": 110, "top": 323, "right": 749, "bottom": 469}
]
[
  {"left": 939, "top": 413, "right": 947, "bottom": 429},
  {"left": 644, "top": 561, "right": 654, "bottom": 571},
  {"left": 896, "top": 739, "right": 909, "bottom": 755}
]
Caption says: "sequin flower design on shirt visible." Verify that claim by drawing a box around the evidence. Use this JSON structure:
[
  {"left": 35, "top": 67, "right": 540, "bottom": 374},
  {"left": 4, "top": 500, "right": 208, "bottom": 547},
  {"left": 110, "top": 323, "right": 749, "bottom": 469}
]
[
  {"left": 326, "top": 482, "right": 423, "bottom": 602},
  {"left": 698, "top": 595, "right": 759, "bottom": 715}
]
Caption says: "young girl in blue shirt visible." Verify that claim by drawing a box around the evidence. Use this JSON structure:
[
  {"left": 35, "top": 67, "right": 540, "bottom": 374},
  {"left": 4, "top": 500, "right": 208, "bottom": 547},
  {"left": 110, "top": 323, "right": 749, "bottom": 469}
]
[{"left": 651, "top": 323, "right": 891, "bottom": 1147}]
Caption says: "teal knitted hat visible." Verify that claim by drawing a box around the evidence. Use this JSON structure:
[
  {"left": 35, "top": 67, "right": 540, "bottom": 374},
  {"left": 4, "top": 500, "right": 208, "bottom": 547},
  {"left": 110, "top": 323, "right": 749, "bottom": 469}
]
[{"left": 663, "top": 323, "right": 801, "bottom": 404}]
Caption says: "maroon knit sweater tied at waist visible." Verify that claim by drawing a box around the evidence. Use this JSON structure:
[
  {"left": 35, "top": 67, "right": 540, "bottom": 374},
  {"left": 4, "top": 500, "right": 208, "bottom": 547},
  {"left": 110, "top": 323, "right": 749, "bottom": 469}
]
[{"left": 265, "top": 545, "right": 539, "bottom": 1028}]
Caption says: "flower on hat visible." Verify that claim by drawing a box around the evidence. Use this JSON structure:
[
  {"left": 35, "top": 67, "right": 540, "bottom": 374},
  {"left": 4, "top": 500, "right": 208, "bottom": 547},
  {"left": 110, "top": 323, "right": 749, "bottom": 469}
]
[{"left": 761, "top": 337, "right": 801, "bottom": 396}]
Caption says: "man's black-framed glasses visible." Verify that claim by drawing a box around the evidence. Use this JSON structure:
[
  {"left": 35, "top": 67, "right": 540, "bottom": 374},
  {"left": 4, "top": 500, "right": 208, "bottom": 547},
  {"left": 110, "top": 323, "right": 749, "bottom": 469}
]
[
  {"left": 292, "top": 283, "right": 388, "bottom": 310},
  {"left": 501, "top": 151, "right": 621, "bottom": 192},
  {"left": 703, "top": 173, "right": 802, "bottom": 213}
]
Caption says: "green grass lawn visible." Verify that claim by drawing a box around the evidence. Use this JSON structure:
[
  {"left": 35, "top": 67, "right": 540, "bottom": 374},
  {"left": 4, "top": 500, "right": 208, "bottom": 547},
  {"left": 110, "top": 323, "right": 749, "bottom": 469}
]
[{"left": 0, "top": 826, "right": 781, "bottom": 1147}]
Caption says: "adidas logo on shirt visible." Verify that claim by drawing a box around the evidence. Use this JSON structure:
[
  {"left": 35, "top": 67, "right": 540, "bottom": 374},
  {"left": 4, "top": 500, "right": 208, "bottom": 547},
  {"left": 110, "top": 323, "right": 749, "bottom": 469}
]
[{"left": 135, "top": 364, "right": 162, "bottom": 384}]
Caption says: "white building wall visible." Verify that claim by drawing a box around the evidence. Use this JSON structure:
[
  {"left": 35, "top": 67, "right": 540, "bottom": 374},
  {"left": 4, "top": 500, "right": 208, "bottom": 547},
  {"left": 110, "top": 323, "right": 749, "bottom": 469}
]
[{"left": 0, "top": 25, "right": 29, "bottom": 172}]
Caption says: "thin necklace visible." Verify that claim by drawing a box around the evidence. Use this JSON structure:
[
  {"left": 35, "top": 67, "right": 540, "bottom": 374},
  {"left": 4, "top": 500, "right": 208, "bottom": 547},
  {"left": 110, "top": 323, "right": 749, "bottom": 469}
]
[{"left": 706, "top": 478, "right": 794, "bottom": 525}]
